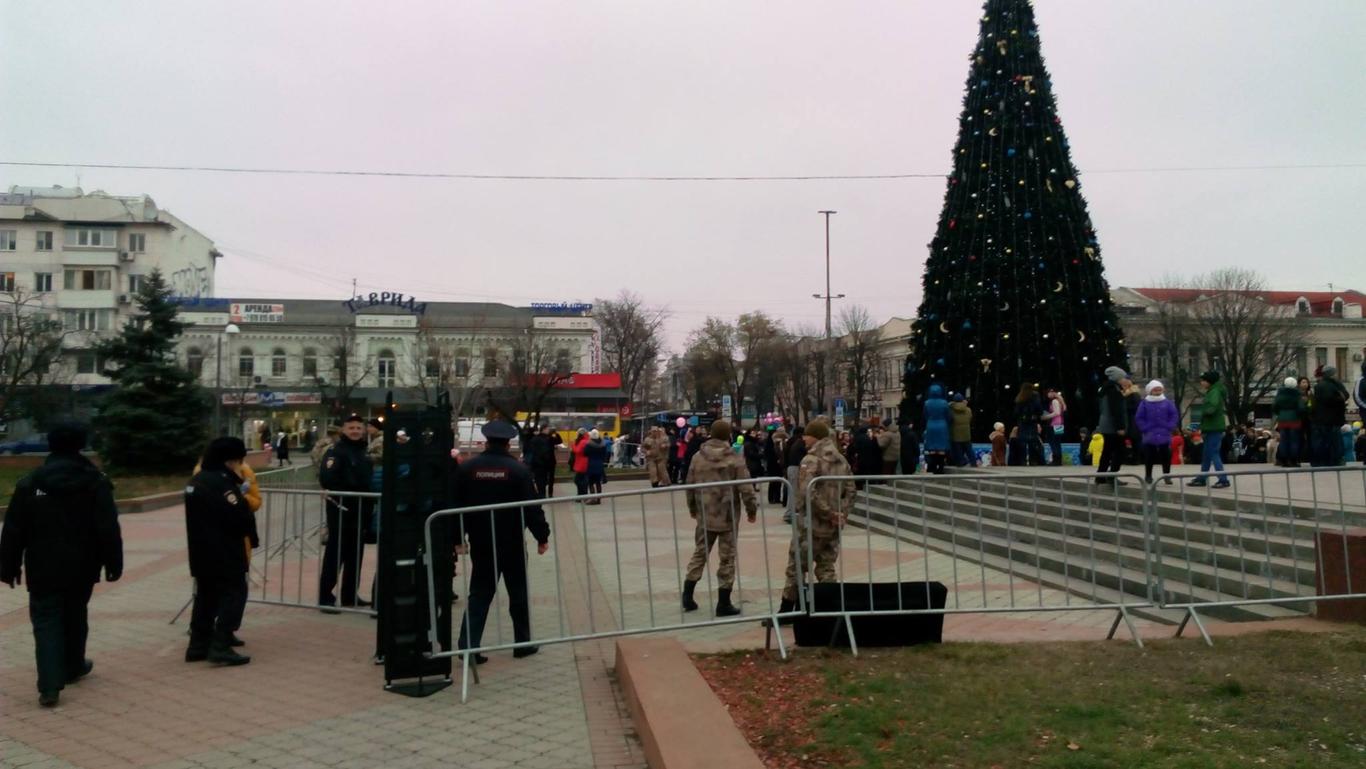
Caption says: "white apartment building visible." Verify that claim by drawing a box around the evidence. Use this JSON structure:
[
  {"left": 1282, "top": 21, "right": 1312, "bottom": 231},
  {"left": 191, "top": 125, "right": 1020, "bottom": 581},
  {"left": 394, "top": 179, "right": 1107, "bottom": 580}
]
[{"left": 0, "top": 185, "right": 219, "bottom": 383}]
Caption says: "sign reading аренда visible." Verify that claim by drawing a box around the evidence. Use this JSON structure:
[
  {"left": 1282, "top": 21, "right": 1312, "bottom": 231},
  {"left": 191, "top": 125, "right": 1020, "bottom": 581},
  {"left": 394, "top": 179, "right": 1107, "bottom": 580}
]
[{"left": 230, "top": 303, "right": 285, "bottom": 323}]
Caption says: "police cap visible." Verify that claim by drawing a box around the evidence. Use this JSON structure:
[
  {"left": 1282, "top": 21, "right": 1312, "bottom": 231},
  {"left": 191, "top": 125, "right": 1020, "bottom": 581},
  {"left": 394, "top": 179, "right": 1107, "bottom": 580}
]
[{"left": 482, "top": 420, "right": 520, "bottom": 441}]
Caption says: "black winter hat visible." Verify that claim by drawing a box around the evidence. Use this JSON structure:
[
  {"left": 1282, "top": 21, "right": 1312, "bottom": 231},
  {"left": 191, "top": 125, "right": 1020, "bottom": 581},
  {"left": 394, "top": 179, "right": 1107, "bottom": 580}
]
[
  {"left": 1200, "top": 371, "right": 1221, "bottom": 384},
  {"left": 47, "top": 421, "right": 89, "bottom": 454}
]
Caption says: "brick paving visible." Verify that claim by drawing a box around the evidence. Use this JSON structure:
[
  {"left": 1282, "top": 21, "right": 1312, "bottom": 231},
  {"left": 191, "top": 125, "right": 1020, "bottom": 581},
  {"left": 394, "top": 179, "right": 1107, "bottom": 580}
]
[{"left": 2, "top": 474, "right": 1341, "bottom": 768}]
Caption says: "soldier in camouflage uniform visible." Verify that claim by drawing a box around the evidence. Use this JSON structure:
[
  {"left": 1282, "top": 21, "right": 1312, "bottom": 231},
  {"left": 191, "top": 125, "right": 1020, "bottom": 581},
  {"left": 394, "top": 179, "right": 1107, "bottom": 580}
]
[
  {"left": 641, "top": 426, "right": 671, "bottom": 487},
  {"left": 781, "top": 418, "right": 854, "bottom": 613},
  {"left": 681, "top": 420, "right": 756, "bottom": 616}
]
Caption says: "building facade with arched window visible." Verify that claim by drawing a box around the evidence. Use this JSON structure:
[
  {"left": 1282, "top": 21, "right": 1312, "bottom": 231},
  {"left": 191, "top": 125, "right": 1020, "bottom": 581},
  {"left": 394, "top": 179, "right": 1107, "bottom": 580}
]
[{"left": 173, "top": 298, "right": 604, "bottom": 442}]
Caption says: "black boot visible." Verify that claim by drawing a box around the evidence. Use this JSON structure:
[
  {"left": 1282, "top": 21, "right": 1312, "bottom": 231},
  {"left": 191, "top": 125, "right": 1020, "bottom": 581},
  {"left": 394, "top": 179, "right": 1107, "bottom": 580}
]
[
  {"left": 66, "top": 659, "right": 94, "bottom": 683},
  {"left": 682, "top": 580, "right": 699, "bottom": 612},
  {"left": 208, "top": 630, "right": 251, "bottom": 666},
  {"left": 715, "top": 588, "right": 740, "bottom": 617},
  {"left": 185, "top": 633, "right": 211, "bottom": 662}
]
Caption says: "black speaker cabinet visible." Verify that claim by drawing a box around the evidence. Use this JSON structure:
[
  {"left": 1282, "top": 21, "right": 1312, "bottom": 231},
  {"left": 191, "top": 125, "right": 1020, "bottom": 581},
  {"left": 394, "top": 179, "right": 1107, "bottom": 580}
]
[
  {"left": 793, "top": 581, "right": 948, "bottom": 648},
  {"left": 378, "top": 392, "right": 455, "bottom": 695}
]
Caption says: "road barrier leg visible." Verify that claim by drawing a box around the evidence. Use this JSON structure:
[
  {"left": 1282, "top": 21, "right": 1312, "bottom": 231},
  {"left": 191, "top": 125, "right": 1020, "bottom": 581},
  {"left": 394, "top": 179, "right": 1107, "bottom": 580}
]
[
  {"left": 1173, "top": 607, "right": 1214, "bottom": 647},
  {"left": 1105, "top": 606, "right": 1144, "bottom": 649}
]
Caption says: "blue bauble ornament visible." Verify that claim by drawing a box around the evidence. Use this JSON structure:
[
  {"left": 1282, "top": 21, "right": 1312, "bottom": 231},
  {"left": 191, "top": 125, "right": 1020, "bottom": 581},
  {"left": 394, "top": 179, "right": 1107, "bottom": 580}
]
[
  {"left": 962, "top": 319, "right": 974, "bottom": 330},
  {"left": 1006, "top": 148, "right": 1017, "bottom": 157},
  {"left": 1023, "top": 211, "right": 1033, "bottom": 219},
  {"left": 936, "top": 358, "right": 946, "bottom": 366}
]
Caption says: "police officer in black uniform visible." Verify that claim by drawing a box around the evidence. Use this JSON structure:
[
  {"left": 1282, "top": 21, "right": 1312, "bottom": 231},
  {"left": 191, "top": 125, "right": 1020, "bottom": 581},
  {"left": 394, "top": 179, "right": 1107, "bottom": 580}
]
[
  {"left": 454, "top": 419, "right": 551, "bottom": 664},
  {"left": 318, "top": 414, "right": 373, "bottom": 610},
  {"left": 1, "top": 422, "right": 123, "bottom": 707},
  {"left": 184, "top": 437, "right": 257, "bottom": 666}
]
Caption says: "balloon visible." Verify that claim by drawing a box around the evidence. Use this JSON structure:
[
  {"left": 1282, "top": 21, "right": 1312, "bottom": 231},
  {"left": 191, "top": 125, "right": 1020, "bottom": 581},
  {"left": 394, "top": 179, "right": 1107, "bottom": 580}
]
[{"left": 676, "top": 417, "right": 686, "bottom": 428}]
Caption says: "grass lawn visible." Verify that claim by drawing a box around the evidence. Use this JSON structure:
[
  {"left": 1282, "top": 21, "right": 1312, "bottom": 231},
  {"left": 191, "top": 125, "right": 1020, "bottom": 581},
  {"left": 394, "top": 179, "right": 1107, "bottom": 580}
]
[
  {"left": 696, "top": 629, "right": 1366, "bottom": 769},
  {"left": 1, "top": 465, "right": 189, "bottom": 507}
]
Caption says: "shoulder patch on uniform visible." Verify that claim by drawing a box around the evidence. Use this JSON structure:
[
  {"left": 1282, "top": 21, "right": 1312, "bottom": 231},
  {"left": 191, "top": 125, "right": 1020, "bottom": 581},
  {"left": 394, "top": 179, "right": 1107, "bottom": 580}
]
[
  {"left": 185, "top": 486, "right": 196, "bottom": 494},
  {"left": 325, "top": 457, "right": 336, "bottom": 469},
  {"left": 225, "top": 491, "right": 239, "bottom": 506},
  {"left": 473, "top": 469, "right": 510, "bottom": 480}
]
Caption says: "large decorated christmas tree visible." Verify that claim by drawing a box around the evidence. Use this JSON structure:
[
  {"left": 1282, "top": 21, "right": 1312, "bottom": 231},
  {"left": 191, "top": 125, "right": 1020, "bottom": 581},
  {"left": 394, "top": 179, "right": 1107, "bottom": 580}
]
[{"left": 902, "top": 0, "right": 1127, "bottom": 439}]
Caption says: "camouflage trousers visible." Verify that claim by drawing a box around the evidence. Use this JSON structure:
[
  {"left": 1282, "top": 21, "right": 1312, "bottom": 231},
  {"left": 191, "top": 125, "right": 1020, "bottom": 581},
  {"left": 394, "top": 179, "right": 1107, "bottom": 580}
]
[
  {"left": 647, "top": 459, "right": 670, "bottom": 486},
  {"left": 782, "top": 526, "right": 840, "bottom": 603},
  {"left": 685, "top": 526, "right": 738, "bottom": 589}
]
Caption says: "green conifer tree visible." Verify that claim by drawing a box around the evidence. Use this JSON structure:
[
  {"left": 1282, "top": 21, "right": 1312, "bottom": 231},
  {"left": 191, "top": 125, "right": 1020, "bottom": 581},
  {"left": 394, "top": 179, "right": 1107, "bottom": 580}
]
[
  {"left": 94, "top": 269, "right": 208, "bottom": 471},
  {"left": 902, "top": 0, "right": 1127, "bottom": 439}
]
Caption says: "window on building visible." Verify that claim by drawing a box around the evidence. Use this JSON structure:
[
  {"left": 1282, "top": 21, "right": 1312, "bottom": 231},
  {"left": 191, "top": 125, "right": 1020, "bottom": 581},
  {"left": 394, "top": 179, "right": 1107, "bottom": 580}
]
[
  {"left": 271, "top": 348, "right": 287, "bottom": 377},
  {"left": 64, "top": 228, "right": 118, "bottom": 248},
  {"left": 62, "top": 269, "right": 112, "bottom": 291},
  {"left": 1337, "top": 347, "right": 1348, "bottom": 375},
  {"left": 1315, "top": 347, "right": 1328, "bottom": 370},
  {"left": 554, "top": 348, "right": 571, "bottom": 375},
  {"left": 35, "top": 231, "right": 53, "bottom": 251},
  {"left": 1295, "top": 347, "right": 1308, "bottom": 376},
  {"left": 1187, "top": 347, "right": 1201, "bottom": 379},
  {"left": 186, "top": 347, "right": 204, "bottom": 378},
  {"left": 425, "top": 352, "right": 441, "bottom": 379},
  {"left": 454, "top": 348, "right": 471, "bottom": 377},
  {"left": 75, "top": 352, "right": 102, "bottom": 375},
  {"left": 377, "top": 349, "right": 396, "bottom": 388},
  {"left": 1296, "top": 297, "right": 1311, "bottom": 315},
  {"left": 0, "top": 230, "right": 17, "bottom": 250},
  {"left": 482, "top": 348, "right": 499, "bottom": 379},
  {"left": 128, "top": 233, "right": 146, "bottom": 252},
  {"left": 239, "top": 348, "right": 254, "bottom": 379},
  {"left": 63, "top": 309, "right": 111, "bottom": 331},
  {"left": 128, "top": 274, "right": 146, "bottom": 295},
  {"left": 0, "top": 273, "right": 14, "bottom": 293},
  {"left": 34, "top": 272, "right": 53, "bottom": 292},
  {"left": 302, "top": 347, "right": 318, "bottom": 378},
  {"left": 1332, "top": 297, "right": 1344, "bottom": 316},
  {"left": 1153, "top": 346, "right": 1168, "bottom": 378}
]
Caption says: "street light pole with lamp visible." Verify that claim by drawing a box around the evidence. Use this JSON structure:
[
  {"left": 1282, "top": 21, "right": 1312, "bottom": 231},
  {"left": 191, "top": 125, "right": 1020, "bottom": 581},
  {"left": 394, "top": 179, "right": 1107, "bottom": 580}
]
[
  {"left": 213, "top": 322, "right": 240, "bottom": 436},
  {"left": 813, "top": 210, "right": 843, "bottom": 415}
]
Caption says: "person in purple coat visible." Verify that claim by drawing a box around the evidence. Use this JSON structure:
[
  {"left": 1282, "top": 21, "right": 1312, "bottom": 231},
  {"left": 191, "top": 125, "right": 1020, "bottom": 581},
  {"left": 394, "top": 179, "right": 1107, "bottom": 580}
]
[{"left": 1134, "top": 380, "right": 1180, "bottom": 484}]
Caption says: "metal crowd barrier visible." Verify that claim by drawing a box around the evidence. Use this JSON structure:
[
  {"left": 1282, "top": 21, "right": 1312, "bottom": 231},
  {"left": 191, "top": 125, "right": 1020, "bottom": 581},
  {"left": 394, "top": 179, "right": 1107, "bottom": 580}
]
[
  {"left": 1151, "top": 465, "right": 1366, "bottom": 646},
  {"left": 171, "top": 487, "right": 380, "bottom": 622},
  {"left": 255, "top": 464, "right": 319, "bottom": 490},
  {"left": 421, "top": 477, "right": 801, "bottom": 702},
  {"left": 806, "top": 471, "right": 1156, "bottom": 654}
]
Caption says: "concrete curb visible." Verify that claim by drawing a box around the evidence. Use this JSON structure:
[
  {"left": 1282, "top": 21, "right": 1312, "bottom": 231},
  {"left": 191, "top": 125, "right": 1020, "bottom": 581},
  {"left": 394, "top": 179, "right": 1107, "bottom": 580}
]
[{"left": 615, "top": 637, "right": 765, "bottom": 769}]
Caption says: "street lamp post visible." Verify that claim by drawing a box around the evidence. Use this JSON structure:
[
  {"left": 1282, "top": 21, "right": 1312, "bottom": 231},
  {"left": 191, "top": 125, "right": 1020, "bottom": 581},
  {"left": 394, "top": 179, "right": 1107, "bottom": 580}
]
[
  {"left": 213, "top": 323, "right": 240, "bottom": 436},
  {"left": 812, "top": 210, "right": 844, "bottom": 415}
]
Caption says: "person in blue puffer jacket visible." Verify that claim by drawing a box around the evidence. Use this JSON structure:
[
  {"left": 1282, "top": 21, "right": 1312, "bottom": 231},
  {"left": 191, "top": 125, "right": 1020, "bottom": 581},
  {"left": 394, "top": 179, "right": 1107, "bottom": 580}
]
[{"left": 922, "top": 384, "right": 952, "bottom": 475}]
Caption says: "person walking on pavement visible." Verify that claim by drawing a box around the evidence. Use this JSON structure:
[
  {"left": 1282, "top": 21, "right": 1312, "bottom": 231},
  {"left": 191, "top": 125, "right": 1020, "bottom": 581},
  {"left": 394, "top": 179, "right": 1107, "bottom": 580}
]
[
  {"left": 876, "top": 418, "right": 900, "bottom": 475},
  {"left": 526, "top": 425, "right": 557, "bottom": 498},
  {"left": 1273, "top": 377, "right": 1306, "bottom": 467},
  {"left": 1044, "top": 388, "right": 1067, "bottom": 466},
  {"left": 1134, "top": 380, "right": 1180, "bottom": 483},
  {"left": 1311, "top": 366, "right": 1350, "bottom": 467},
  {"left": 779, "top": 419, "right": 855, "bottom": 614},
  {"left": 948, "top": 394, "right": 973, "bottom": 466},
  {"left": 273, "top": 432, "right": 292, "bottom": 467},
  {"left": 454, "top": 420, "right": 551, "bottom": 663},
  {"left": 1095, "top": 366, "right": 1131, "bottom": 484},
  {"left": 1190, "top": 371, "right": 1231, "bottom": 487},
  {"left": 183, "top": 437, "right": 257, "bottom": 667},
  {"left": 767, "top": 426, "right": 788, "bottom": 506},
  {"left": 318, "top": 414, "right": 374, "bottom": 610},
  {"left": 681, "top": 420, "right": 757, "bottom": 617},
  {"left": 922, "top": 385, "right": 952, "bottom": 474},
  {"left": 1014, "top": 382, "right": 1046, "bottom": 466},
  {"left": 781, "top": 426, "right": 806, "bottom": 517},
  {"left": 642, "top": 426, "right": 671, "bottom": 487},
  {"left": 898, "top": 421, "right": 920, "bottom": 475},
  {"left": 1, "top": 422, "right": 123, "bottom": 707},
  {"left": 583, "top": 429, "right": 608, "bottom": 502}
]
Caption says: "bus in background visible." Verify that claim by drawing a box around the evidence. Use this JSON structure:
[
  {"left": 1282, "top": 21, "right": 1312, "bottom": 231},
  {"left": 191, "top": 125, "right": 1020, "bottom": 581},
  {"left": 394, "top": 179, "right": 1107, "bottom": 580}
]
[{"left": 516, "top": 411, "right": 621, "bottom": 445}]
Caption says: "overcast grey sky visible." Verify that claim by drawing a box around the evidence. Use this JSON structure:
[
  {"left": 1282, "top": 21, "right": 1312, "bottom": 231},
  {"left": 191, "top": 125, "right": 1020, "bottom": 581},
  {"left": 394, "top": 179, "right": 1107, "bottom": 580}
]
[{"left": 3, "top": 0, "right": 1365, "bottom": 351}]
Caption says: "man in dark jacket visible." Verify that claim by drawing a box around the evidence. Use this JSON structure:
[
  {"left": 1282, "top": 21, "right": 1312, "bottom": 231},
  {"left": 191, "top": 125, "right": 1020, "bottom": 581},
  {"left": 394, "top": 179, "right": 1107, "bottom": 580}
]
[
  {"left": 898, "top": 422, "right": 920, "bottom": 474},
  {"left": 454, "top": 420, "right": 551, "bottom": 664},
  {"left": 184, "top": 437, "right": 256, "bottom": 666},
  {"left": 853, "top": 420, "right": 883, "bottom": 484},
  {"left": 1311, "top": 366, "right": 1350, "bottom": 466},
  {"left": 318, "top": 413, "right": 374, "bottom": 609},
  {"left": 526, "top": 425, "right": 556, "bottom": 498},
  {"left": 1095, "top": 366, "right": 1131, "bottom": 484},
  {"left": 1, "top": 422, "right": 122, "bottom": 707}
]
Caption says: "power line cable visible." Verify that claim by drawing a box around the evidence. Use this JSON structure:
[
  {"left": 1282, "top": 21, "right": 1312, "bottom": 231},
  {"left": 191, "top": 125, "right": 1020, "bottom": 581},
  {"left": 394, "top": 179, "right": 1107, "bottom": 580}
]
[{"left": 4, "top": 159, "right": 1365, "bottom": 182}]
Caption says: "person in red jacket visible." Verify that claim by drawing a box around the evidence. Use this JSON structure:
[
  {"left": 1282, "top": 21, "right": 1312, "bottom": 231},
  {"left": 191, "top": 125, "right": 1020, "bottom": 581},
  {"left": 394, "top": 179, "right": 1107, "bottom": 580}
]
[{"left": 570, "top": 429, "right": 590, "bottom": 496}]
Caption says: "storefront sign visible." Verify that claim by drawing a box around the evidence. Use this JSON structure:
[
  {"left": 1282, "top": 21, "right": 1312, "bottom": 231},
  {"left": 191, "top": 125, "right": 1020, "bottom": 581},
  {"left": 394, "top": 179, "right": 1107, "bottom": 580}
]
[
  {"left": 344, "top": 292, "right": 427, "bottom": 315},
  {"left": 171, "top": 296, "right": 231, "bottom": 310},
  {"left": 230, "top": 303, "right": 285, "bottom": 323},
  {"left": 221, "top": 391, "right": 322, "bottom": 407},
  {"left": 530, "top": 302, "right": 593, "bottom": 314}
]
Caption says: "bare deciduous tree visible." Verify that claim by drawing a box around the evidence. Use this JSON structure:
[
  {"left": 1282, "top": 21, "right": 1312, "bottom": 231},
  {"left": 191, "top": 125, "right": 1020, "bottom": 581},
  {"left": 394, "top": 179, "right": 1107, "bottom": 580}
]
[
  {"left": 1166, "top": 268, "right": 1312, "bottom": 425},
  {"left": 313, "top": 325, "right": 376, "bottom": 417},
  {"left": 0, "top": 288, "right": 69, "bottom": 426},
  {"left": 684, "top": 312, "right": 785, "bottom": 426},
  {"left": 838, "top": 305, "right": 880, "bottom": 419},
  {"left": 410, "top": 316, "right": 489, "bottom": 417},
  {"left": 484, "top": 326, "right": 574, "bottom": 430},
  {"left": 594, "top": 291, "right": 667, "bottom": 410}
]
